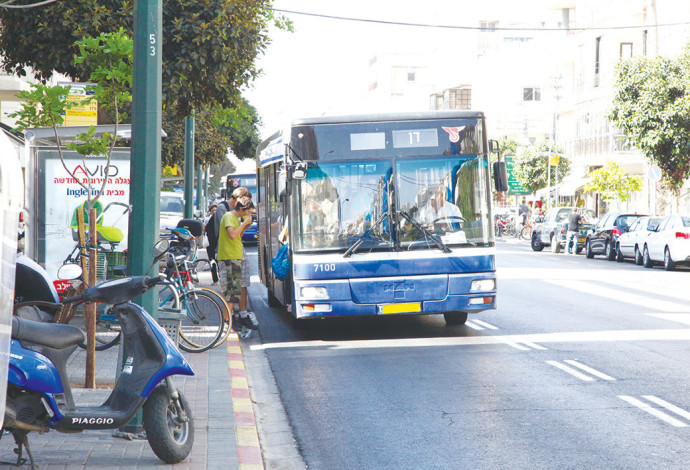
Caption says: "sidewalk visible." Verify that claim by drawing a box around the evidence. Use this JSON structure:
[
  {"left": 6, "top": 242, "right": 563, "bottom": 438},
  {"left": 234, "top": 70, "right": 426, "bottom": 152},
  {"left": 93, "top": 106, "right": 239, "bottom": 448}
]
[{"left": 0, "top": 273, "right": 261, "bottom": 469}]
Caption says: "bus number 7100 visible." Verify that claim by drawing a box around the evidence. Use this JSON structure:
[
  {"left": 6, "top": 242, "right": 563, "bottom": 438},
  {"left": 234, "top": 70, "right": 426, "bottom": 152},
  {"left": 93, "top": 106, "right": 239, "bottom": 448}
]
[{"left": 314, "top": 264, "right": 336, "bottom": 272}]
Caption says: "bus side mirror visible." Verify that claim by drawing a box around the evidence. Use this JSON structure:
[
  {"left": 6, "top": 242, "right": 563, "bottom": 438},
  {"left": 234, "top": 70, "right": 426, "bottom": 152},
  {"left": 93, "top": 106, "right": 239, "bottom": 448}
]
[
  {"left": 489, "top": 139, "right": 501, "bottom": 155},
  {"left": 493, "top": 161, "right": 508, "bottom": 192},
  {"left": 291, "top": 162, "right": 307, "bottom": 180}
]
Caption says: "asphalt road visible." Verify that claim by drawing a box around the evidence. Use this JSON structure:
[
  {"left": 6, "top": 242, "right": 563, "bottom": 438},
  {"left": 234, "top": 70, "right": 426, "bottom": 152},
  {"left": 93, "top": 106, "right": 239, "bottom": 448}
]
[{"left": 248, "top": 240, "right": 690, "bottom": 470}]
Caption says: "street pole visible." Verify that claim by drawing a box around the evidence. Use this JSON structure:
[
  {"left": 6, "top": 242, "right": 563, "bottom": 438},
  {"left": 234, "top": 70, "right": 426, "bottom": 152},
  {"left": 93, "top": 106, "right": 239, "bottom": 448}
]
[
  {"left": 196, "top": 163, "right": 203, "bottom": 212},
  {"left": 125, "top": 0, "right": 162, "bottom": 435},
  {"left": 129, "top": 0, "right": 161, "bottom": 314},
  {"left": 184, "top": 115, "right": 195, "bottom": 218}
]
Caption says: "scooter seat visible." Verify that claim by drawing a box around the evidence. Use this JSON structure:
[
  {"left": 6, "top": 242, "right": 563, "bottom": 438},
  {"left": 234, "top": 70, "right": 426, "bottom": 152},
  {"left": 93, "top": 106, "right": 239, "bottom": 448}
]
[{"left": 12, "top": 316, "right": 85, "bottom": 349}]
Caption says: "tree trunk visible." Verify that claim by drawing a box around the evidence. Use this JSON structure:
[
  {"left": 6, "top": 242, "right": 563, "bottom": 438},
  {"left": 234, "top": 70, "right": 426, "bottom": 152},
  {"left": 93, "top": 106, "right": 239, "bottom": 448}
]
[{"left": 84, "top": 208, "right": 97, "bottom": 389}]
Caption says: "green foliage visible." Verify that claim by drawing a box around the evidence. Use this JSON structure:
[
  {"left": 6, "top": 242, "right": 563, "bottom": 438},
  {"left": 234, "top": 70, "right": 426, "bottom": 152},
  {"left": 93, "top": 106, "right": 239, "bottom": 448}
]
[
  {"left": 513, "top": 141, "right": 570, "bottom": 194},
  {"left": 584, "top": 161, "right": 642, "bottom": 203},
  {"left": 74, "top": 27, "right": 133, "bottom": 114},
  {"left": 0, "top": 0, "right": 276, "bottom": 118},
  {"left": 161, "top": 107, "right": 230, "bottom": 168},
  {"left": 161, "top": 99, "right": 260, "bottom": 168},
  {"left": 609, "top": 44, "right": 690, "bottom": 194},
  {"left": 66, "top": 127, "right": 113, "bottom": 156},
  {"left": 10, "top": 84, "right": 73, "bottom": 129},
  {"left": 498, "top": 137, "right": 519, "bottom": 158}
]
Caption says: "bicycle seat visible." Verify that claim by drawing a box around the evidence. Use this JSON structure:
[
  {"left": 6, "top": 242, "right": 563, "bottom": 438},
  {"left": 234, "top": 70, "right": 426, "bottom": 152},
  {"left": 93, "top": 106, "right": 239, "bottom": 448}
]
[{"left": 12, "top": 316, "right": 85, "bottom": 349}]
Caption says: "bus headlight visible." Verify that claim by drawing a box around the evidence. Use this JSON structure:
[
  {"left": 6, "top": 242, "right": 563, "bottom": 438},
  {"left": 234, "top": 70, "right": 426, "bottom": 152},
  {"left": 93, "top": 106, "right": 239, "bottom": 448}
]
[
  {"left": 470, "top": 279, "right": 495, "bottom": 292},
  {"left": 301, "top": 286, "right": 329, "bottom": 299}
]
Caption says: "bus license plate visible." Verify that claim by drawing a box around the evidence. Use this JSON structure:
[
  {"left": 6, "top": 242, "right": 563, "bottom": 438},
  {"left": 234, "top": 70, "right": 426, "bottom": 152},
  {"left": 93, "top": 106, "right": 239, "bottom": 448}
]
[{"left": 378, "top": 302, "right": 421, "bottom": 314}]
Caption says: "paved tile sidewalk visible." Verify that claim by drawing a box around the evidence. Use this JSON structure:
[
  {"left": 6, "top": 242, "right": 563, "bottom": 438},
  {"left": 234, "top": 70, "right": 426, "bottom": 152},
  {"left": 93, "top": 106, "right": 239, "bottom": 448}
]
[{"left": 0, "top": 293, "right": 243, "bottom": 469}]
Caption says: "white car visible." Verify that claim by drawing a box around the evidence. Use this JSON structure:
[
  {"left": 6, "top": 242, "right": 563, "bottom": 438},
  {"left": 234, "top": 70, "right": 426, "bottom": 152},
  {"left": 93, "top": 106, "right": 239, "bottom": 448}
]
[
  {"left": 616, "top": 216, "right": 662, "bottom": 264},
  {"left": 642, "top": 214, "right": 690, "bottom": 270},
  {"left": 160, "top": 192, "right": 185, "bottom": 232}
]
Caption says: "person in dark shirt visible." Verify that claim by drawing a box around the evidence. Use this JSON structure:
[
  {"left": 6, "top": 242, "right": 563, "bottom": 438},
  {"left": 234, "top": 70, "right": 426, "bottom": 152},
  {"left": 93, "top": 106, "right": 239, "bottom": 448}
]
[{"left": 566, "top": 208, "right": 582, "bottom": 254}]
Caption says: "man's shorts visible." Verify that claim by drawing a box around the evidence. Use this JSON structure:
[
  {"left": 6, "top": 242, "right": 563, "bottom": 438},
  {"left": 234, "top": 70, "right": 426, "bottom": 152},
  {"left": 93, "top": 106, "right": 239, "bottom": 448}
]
[{"left": 222, "top": 259, "right": 242, "bottom": 304}]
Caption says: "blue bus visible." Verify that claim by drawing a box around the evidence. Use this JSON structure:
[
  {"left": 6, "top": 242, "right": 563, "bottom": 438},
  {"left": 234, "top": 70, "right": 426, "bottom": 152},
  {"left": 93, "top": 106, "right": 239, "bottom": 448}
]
[{"left": 256, "top": 111, "right": 506, "bottom": 325}]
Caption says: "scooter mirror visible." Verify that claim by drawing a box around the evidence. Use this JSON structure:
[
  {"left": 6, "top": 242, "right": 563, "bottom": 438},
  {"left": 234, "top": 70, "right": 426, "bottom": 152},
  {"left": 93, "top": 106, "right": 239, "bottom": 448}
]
[
  {"left": 57, "top": 263, "right": 83, "bottom": 280},
  {"left": 153, "top": 239, "right": 170, "bottom": 259}
]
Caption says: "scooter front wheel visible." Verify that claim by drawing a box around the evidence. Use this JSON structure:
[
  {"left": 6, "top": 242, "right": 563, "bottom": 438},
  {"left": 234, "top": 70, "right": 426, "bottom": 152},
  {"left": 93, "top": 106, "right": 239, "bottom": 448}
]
[{"left": 143, "top": 384, "right": 194, "bottom": 464}]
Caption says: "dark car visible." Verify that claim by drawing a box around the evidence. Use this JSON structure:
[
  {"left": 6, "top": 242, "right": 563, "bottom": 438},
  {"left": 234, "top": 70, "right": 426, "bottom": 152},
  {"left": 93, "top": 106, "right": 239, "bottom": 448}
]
[
  {"left": 584, "top": 212, "right": 645, "bottom": 260},
  {"left": 531, "top": 207, "right": 596, "bottom": 253}
]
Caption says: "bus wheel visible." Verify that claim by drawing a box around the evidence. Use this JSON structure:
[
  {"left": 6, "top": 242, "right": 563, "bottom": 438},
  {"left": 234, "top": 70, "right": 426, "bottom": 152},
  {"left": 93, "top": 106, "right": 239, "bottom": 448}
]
[{"left": 444, "top": 312, "right": 468, "bottom": 326}]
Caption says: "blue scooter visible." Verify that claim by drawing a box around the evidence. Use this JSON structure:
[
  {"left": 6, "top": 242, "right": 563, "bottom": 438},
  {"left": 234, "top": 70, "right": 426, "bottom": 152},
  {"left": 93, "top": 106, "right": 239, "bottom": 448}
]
[{"left": 3, "top": 242, "right": 195, "bottom": 468}]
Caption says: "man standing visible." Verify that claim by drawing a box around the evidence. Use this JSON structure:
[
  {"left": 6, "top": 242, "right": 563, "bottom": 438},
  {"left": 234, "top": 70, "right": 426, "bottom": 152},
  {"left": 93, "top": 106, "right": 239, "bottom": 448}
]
[
  {"left": 518, "top": 199, "right": 531, "bottom": 231},
  {"left": 566, "top": 208, "right": 582, "bottom": 255},
  {"left": 218, "top": 195, "right": 257, "bottom": 332},
  {"left": 214, "top": 187, "right": 254, "bottom": 326}
]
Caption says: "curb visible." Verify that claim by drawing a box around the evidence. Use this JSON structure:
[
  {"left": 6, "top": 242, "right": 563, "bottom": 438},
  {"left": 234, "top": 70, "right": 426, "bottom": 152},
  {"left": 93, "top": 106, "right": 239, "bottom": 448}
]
[{"left": 227, "top": 332, "right": 265, "bottom": 470}]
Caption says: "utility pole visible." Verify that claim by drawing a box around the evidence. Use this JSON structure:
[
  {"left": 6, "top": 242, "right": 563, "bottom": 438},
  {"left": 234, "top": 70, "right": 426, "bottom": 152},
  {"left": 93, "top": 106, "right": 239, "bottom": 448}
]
[
  {"left": 184, "top": 114, "right": 195, "bottom": 218},
  {"left": 124, "top": 0, "right": 162, "bottom": 434},
  {"left": 129, "top": 0, "right": 162, "bottom": 314}
]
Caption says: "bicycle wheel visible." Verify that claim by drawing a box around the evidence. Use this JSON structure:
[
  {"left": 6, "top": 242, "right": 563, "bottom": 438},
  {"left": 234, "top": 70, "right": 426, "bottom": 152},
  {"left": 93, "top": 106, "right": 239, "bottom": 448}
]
[
  {"left": 158, "top": 283, "right": 181, "bottom": 310},
  {"left": 94, "top": 305, "right": 121, "bottom": 350},
  {"left": 77, "top": 303, "right": 121, "bottom": 351},
  {"left": 193, "top": 286, "right": 233, "bottom": 348},
  {"left": 178, "top": 290, "right": 224, "bottom": 353},
  {"left": 520, "top": 225, "right": 532, "bottom": 240}
]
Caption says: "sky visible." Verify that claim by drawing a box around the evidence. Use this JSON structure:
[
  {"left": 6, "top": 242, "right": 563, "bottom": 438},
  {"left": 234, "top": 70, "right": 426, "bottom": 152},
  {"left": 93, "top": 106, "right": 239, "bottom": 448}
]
[{"left": 243, "top": 0, "right": 554, "bottom": 140}]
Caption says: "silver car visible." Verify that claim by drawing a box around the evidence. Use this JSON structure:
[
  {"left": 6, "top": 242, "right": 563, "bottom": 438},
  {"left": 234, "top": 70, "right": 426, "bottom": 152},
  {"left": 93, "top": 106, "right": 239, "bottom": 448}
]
[{"left": 616, "top": 216, "right": 662, "bottom": 264}]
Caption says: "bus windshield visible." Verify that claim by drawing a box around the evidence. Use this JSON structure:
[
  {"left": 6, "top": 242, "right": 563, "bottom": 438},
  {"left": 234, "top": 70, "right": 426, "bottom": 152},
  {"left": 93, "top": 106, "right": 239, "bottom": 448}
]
[{"left": 292, "top": 155, "right": 493, "bottom": 253}]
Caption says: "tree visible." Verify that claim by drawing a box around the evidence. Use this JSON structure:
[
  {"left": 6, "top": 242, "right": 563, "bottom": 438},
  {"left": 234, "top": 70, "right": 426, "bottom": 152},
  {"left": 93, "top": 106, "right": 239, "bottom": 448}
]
[
  {"left": 609, "top": 44, "right": 690, "bottom": 197},
  {"left": 161, "top": 100, "right": 261, "bottom": 170},
  {"left": 10, "top": 30, "right": 132, "bottom": 389},
  {"left": 513, "top": 141, "right": 571, "bottom": 195},
  {"left": 0, "top": 0, "right": 285, "bottom": 117},
  {"left": 584, "top": 161, "right": 642, "bottom": 205}
]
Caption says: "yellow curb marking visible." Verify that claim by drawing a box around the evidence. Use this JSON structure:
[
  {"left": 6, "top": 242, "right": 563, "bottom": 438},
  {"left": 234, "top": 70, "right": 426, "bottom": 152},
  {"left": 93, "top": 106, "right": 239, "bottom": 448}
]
[
  {"left": 229, "top": 360, "right": 245, "bottom": 369},
  {"left": 236, "top": 425, "right": 260, "bottom": 446},
  {"left": 233, "top": 398, "right": 253, "bottom": 413},
  {"left": 231, "top": 376, "right": 249, "bottom": 389},
  {"left": 239, "top": 465, "right": 263, "bottom": 470}
]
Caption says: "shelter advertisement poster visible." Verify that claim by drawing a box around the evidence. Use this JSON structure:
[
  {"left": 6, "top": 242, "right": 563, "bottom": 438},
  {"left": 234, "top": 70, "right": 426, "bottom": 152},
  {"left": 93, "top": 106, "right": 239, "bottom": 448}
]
[{"left": 38, "top": 150, "right": 130, "bottom": 280}]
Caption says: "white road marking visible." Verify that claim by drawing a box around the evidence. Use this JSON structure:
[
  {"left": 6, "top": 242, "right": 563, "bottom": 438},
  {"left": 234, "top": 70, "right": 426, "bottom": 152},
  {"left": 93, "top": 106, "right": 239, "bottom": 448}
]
[
  {"left": 545, "top": 280, "right": 689, "bottom": 312},
  {"left": 546, "top": 360, "right": 594, "bottom": 381},
  {"left": 472, "top": 319, "right": 499, "bottom": 330},
  {"left": 504, "top": 341, "right": 530, "bottom": 351},
  {"left": 250, "top": 328, "right": 690, "bottom": 351},
  {"left": 643, "top": 395, "right": 690, "bottom": 422},
  {"left": 618, "top": 395, "right": 688, "bottom": 427},
  {"left": 647, "top": 313, "right": 690, "bottom": 326},
  {"left": 521, "top": 341, "right": 547, "bottom": 350},
  {"left": 464, "top": 320, "right": 485, "bottom": 331},
  {"left": 563, "top": 360, "right": 616, "bottom": 381}
]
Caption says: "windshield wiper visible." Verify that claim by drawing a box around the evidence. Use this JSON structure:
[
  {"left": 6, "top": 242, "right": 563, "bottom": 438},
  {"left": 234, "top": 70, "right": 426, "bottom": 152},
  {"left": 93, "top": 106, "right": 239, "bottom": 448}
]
[
  {"left": 343, "top": 212, "right": 390, "bottom": 258},
  {"left": 398, "top": 210, "right": 451, "bottom": 253}
]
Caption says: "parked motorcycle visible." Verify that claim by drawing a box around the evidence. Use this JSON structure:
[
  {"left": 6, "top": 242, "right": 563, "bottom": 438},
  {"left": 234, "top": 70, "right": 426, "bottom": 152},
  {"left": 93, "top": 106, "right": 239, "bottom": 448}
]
[{"left": 4, "top": 241, "right": 195, "bottom": 468}]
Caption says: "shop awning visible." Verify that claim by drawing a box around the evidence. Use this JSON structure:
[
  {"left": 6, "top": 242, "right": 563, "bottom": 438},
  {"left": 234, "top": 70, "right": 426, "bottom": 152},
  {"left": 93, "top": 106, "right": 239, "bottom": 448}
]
[{"left": 558, "top": 177, "right": 590, "bottom": 196}]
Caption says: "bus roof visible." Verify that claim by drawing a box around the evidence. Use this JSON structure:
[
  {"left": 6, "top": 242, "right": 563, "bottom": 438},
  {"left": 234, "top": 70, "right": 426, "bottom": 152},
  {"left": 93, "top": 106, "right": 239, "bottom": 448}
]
[{"left": 290, "top": 110, "right": 485, "bottom": 127}]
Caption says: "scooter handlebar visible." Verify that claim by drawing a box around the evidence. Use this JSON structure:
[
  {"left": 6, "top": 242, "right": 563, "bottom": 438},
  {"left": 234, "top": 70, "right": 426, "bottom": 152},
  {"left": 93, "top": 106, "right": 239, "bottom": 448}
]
[{"left": 66, "top": 275, "right": 166, "bottom": 305}]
